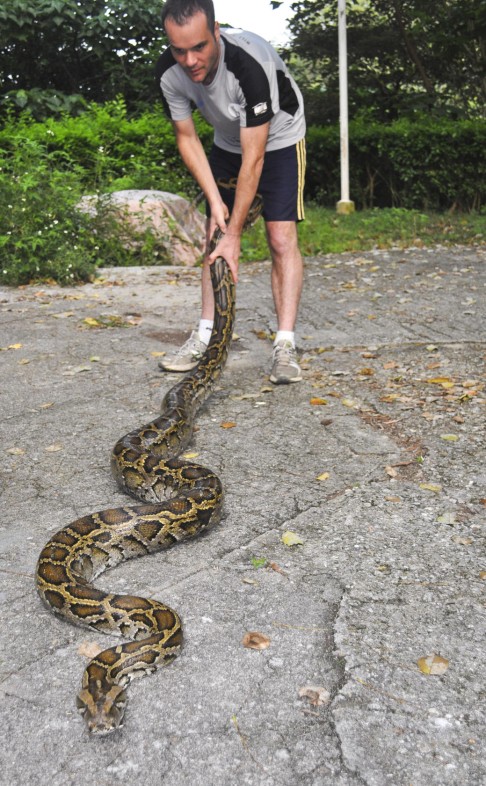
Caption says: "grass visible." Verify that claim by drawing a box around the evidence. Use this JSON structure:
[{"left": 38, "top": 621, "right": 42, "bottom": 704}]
[{"left": 240, "top": 206, "right": 486, "bottom": 261}]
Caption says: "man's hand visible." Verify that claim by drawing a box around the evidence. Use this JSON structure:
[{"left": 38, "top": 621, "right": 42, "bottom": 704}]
[
  {"left": 207, "top": 200, "right": 229, "bottom": 243},
  {"left": 206, "top": 123, "right": 269, "bottom": 283},
  {"left": 208, "top": 229, "right": 241, "bottom": 283}
]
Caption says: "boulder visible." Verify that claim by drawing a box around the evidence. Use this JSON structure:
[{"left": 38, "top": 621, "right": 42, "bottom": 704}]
[{"left": 78, "top": 190, "right": 206, "bottom": 266}]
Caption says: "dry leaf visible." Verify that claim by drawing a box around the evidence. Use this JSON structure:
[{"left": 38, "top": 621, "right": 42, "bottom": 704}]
[
  {"left": 18, "top": 358, "right": 30, "bottom": 365},
  {"left": 268, "top": 561, "right": 287, "bottom": 576},
  {"left": 8, "top": 343, "right": 23, "bottom": 350},
  {"left": 150, "top": 351, "right": 166, "bottom": 357},
  {"left": 310, "top": 397, "right": 328, "bottom": 406},
  {"left": 40, "top": 402, "right": 54, "bottom": 409},
  {"left": 440, "top": 434, "right": 459, "bottom": 442},
  {"left": 385, "top": 466, "right": 398, "bottom": 478},
  {"left": 417, "top": 654, "right": 449, "bottom": 676},
  {"left": 437, "top": 511, "right": 456, "bottom": 525},
  {"left": 451, "top": 535, "right": 473, "bottom": 546},
  {"left": 281, "top": 530, "right": 304, "bottom": 546},
  {"left": 45, "top": 443, "right": 63, "bottom": 452},
  {"left": 479, "top": 571, "right": 486, "bottom": 580},
  {"left": 426, "top": 377, "right": 455, "bottom": 389},
  {"left": 7, "top": 447, "right": 25, "bottom": 455},
  {"left": 220, "top": 421, "right": 237, "bottom": 429},
  {"left": 242, "top": 631, "right": 271, "bottom": 650},
  {"left": 316, "top": 471, "right": 330, "bottom": 481},
  {"left": 62, "top": 365, "right": 92, "bottom": 376},
  {"left": 385, "top": 496, "right": 402, "bottom": 503},
  {"left": 78, "top": 640, "right": 103, "bottom": 659},
  {"left": 358, "top": 367, "right": 375, "bottom": 376},
  {"left": 341, "top": 398, "right": 358, "bottom": 408},
  {"left": 298, "top": 685, "right": 331, "bottom": 706},
  {"left": 83, "top": 317, "right": 102, "bottom": 327},
  {"left": 182, "top": 451, "right": 199, "bottom": 459},
  {"left": 419, "top": 482, "right": 442, "bottom": 493}
]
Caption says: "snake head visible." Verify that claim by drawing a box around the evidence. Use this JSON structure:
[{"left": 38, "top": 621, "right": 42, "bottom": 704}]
[{"left": 77, "top": 681, "right": 127, "bottom": 735}]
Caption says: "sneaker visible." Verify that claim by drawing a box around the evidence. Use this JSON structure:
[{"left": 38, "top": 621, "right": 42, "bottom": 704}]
[
  {"left": 270, "top": 340, "right": 302, "bottom": 384},
  {"left": 158, "top": 331, "right": 207, "bottom": 372}
]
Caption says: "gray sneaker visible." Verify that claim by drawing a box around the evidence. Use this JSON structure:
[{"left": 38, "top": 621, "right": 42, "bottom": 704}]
[
  {"left": 158, "top": 330, "right": 207, "bottom": 372},
  {"left": 270, "top": 340, "right": 302, "bottom": 384}
]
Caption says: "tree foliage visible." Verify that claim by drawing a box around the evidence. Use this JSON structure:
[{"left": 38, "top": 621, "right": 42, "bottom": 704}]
[
  {"left": 0, "top": 0, "right": 165, "bottom": 118},
  {"left": 286, "top": 0, "right": 486, "bottom": 122}
]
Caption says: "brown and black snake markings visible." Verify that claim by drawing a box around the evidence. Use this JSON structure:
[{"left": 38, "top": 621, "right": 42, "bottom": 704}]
[{"left": 36, "top": 194, "right": 262, "bottom": 735}]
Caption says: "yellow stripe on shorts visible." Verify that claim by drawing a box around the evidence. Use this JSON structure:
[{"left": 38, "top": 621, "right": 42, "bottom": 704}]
[{"left": 296, "top": 139, "right": 306, "bottom": 221}]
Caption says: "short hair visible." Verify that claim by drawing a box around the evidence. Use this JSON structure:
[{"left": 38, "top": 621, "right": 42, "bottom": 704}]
[{"left": 161, "top": 0, "right": 216, "bottom": 31}]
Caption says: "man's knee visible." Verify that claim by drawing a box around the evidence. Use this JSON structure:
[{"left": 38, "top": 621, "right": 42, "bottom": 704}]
[{"left": 266, "top": 221, "right": 299, "bottom": 260}]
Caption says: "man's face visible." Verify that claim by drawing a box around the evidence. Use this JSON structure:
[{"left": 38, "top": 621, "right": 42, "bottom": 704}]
[{"left": 165, "top": 10, "right": 221, "bottom": 85}]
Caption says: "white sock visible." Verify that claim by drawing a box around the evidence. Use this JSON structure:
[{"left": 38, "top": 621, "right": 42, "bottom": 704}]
[
  {"left": 274, "top": 330, "right": 295, "bottom": 347},
  {"left": 198, "top": 319, "right": 213, "bottom": 344}
]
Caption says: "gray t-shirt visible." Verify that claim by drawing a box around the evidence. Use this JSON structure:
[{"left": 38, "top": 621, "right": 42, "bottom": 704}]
[{"left": 155, "top": 30, "right": 306, "bottom": 154}]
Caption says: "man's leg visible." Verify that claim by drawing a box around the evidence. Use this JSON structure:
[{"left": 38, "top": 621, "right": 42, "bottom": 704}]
[
  {"left": 266, "top": 220, "right": 304, "bottom": 384},
  {"left": 265, "top": 220, "right": 303, "bottom": 331}
]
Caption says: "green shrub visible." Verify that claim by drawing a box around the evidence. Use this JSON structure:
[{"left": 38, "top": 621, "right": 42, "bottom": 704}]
[
  {"left": 1, "top": 101, "right": 485, "bottom": 286},
  {"left": 306, "top": 117, "right": 486, "bottom": 211},
  {"left": 0, "top": 98, "right": 212, "bottom": 194},
  {"left": 0, "top": 138, "right": 100, "bottom": 284}
]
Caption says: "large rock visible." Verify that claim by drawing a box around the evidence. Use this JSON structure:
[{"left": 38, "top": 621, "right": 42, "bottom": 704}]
[{"left": 78, "top": 190, "right": 206, "bottom": 266}]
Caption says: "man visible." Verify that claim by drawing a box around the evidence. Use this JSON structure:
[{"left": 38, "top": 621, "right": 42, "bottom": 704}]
[{"left": 156, "top": 0, "right": 306, "bottom": 384}]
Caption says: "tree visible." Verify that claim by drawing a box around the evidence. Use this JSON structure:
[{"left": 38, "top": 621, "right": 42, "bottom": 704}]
[
  {"left": 0, "top": 0, "right": 166, "bottom": 118},
  {"left": 285, "top": 0, "right": 486, "bottom": 123}
]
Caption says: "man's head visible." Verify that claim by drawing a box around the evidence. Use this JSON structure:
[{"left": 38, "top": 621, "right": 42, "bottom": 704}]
[
  {"left": 161, "top": 0, "right": 220, "bottom": 85},
  {"left": 161, "top": 0, "right": 216, "bottom": 31}
]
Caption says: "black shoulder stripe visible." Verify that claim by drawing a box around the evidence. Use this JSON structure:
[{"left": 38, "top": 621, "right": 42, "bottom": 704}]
[
  {"left": 223, "top": 37, "right": 274, "bottom": 126},
  {"left": 276, "top": 70, "right": 300, "bottom": 117}
]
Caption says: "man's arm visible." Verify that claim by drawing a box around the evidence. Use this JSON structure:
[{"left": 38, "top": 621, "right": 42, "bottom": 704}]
[
  {"left": 208, "top": 122, "right": 269, "bottom": 282},
  {"left": 172, "top": 117, "right": 229, "bottom": 233}
]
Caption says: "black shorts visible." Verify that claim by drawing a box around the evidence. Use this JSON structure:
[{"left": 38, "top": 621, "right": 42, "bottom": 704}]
[{"left": 208, "top": 139, "right": 306, "bottom": 222}]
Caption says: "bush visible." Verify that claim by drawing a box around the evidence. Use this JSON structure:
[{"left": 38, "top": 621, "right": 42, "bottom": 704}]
[
  {"left": 306, "top": 117, "right": 486, "bottom": 211},
  {"left": 1, "top": 101, "right": 484, "bottom": 286},
  {"left": 0, "top": 98, "right": 212, "bottom": 194},
  {"left": 0, "top": 138, "right": 100, "bottom": 284}
]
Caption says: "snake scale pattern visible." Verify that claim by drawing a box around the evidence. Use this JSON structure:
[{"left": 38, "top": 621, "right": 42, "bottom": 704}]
[{"left": 36, "top": 194, "right": 261, "bottom": 735}]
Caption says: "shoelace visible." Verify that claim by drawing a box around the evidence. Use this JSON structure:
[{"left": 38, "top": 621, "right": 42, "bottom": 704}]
[{"left": 273, "top": 343, "right": 297, "bottom": 365}]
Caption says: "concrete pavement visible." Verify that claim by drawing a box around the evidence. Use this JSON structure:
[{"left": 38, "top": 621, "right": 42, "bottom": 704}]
[{"left": 0, "top": 244, "right": 484, "bottom": 785}]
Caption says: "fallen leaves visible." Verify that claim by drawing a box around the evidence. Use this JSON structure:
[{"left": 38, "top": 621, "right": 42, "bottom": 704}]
[
  {"left": 78, "top": 640, "right": 103, "bottom": 659},
  {"left": 417, "top": 654, "right": 449, "bottom": 676},
  {"left": 316, "top": 471, "right": 330, "bottom": 481},
  {"left": 281, "top": 531, "right": 304, "bottom": 547},
  {"left": 298, "top": 686, "right": 331, "bottom": 707},
  {"left": 62, "top": 365, "right": 92, "bottom": 376},
  {"left": 310, "top": 397, "right": 328, "bottom": 406},
  {"left": 82, "top": 314, "right": 139, "bottom": 329},
  {"left": 426, "top": 377, "right": 455, "bottom": 389},
  {"left": 419, "top": 482, "right": 442, "bottom": 493},
  {"left": 45, "top": 443, "right": 63, "bottom": 453},
  {"left": 451, "top": 535, "right": 473, "bottom": 546},
  {"left": 242, "top": 632, "right": 271, "bottom": 650},
  {"left": 220, "top": 421, "right": 237, "bottom": 429}
]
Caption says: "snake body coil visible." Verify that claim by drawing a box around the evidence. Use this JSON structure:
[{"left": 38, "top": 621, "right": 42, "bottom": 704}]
[{"left": 35, "top": 209, "right": 250, "bottom": 734}]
